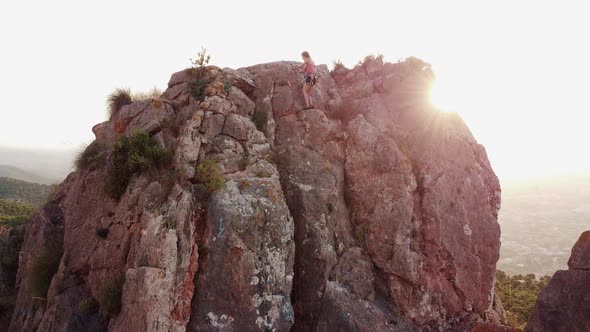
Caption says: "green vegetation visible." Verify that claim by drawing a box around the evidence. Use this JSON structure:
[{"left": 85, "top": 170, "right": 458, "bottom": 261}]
[
  {"left": 0, "top": 199, "right": 35, "bottom": 218},
  {"left": 0, "top": 199, "right": 35, "bottom": 227},
  {"left": 195, "top": 158, "right": 225, "bottom": 193},
  {"left": 253, "top": 105, "right": 269, "bottom": 132},
  {"left": 75, "top": 140, "right": 109, "bottom": 171},
  {"left": 223, "top": 81, "right": 232, "bottom": 94},
  {"left": 98, "top": 272, "right": 125, "bottom": 317},
  {"left": 105, "top": 131, "right": 171, "bottom": 200},
  {"left": 78, "top": 297, "right": 99, "bottom": 314},
  {"left": 190, "top": 47, "right": 211, "bottom": 68},
  {"left": 188, "top": 47, "right": 212, "bottom": 102},
  {"left": 107, "top": 88, "right": 133, "bottom": 120},
  {"left": 188, "top": 78, "right": 210, "bottom": 101},
  {"left": 28, "top": 246, "right": 63, "bottom": 298},
  {"left": 495, "top": 270, "right": 551, "bottom": 329},
  {"left": 0, "top": 177, "right": 53, "bottom": 206}
]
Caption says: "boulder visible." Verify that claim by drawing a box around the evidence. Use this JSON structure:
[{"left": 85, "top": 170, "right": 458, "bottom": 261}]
[{"left": 526, "top": 230, "right": 590, "bottom": 331}]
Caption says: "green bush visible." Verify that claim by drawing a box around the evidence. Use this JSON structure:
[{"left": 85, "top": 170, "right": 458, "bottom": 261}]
[
  {"left": 107, "top": 88, "right": 133, "bottom": 120},
  {"left": 78, "top": 297, "right": 99, "bottom": 314},
  {"left": 495, "top": 270, "right": 552, "bottom": 329},
  {"left": 105, "top": 131, "right": 171, "bottom": 200},
  {"left": 195, "top": 158, "right": 225, "bottom": 193},
  {"left": 28, "top": 247, "right": 63, "bottom": 298},
  {"left": 188, "top": 78, "right": 210, "bottom": 101},
  {"left": 187, "top": 47, "right": 213, "bottom": 101},
  {"left": 75, "top": 140, "right": 109, "bottom": 171},
  {"left": 253, "top": 106, "right": 269, "bottom": 132},
  {"left": 98, "top": 272, "right": 125, "bottom": 317},
  {"left": 223, "top": 81, "right": 232, "bottom": 94}
]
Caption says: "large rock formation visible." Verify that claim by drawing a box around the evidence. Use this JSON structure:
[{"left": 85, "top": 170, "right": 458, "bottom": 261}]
[
  {"left": 526, "top": 231, "right": 590, "bottom": 331},
  {"left": 7, "top": 57, "right": 510, "bottom": 331}
]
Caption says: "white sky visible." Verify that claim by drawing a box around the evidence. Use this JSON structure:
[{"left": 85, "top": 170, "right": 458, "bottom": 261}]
[{"left": 1, "top": 0, "right": 589, "bottom": 182}]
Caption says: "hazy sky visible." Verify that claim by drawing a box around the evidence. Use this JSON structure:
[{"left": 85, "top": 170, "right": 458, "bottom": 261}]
[{"left": 1, "top": 0, "right": 589, "bottom": 181}]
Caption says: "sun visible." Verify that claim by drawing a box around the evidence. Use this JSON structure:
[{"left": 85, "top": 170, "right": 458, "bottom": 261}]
[
  {"left": 428, "top": 75, "right": 478, "bottom": 123},
  {"left": 429, "top": 79, "right": 454, "bottom": 112}
]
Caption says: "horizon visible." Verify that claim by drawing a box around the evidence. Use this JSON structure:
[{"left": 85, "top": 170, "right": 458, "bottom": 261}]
[{"left": 1, "top": 1, "right": 589, "bottom": 182}]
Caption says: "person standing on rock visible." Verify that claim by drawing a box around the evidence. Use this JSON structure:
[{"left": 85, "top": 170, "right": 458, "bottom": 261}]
[{"left": 300, "top": 51, "right": 316, "bottom": 110}]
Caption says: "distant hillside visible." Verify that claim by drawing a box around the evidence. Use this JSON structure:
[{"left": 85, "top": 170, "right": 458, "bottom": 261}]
[
  {"left": 0, "top": 177, "right": 53, "bottom": 206},
  {"left": 0, "top": 165, "right": 54, "bottom": 185},
  {"left": 0, "top": 146, "right": 76, "bottom": 184},
  {"left": 0, "top": 199, "right": 35, "bottom": 227}
]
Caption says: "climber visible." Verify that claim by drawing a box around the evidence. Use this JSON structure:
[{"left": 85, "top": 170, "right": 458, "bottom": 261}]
[{"left": 300, "top": 51, "right": 316, "bottom": 110}]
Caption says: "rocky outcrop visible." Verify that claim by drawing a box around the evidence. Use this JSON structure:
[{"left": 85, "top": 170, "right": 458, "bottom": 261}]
[
  {"left": 525, "top": 231, "right": 590, "bottom": 332},
  {"left": 7, "top": 57, "right": 510, "bottom": 331}
]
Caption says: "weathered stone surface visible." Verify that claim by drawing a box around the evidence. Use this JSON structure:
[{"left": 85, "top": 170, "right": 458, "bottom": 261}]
[
  {"left": 110, "top": 267, "right": 171, "bottom": 332},
  {"left": 205, "top": 81, "right": 226, "bottom": 97},
  {"left": 126, "top": 100, "right": 175, "bottom": 135},
  {"left": 223, "top": 113, "right": 252, "bottom": 141},
  {"left": 168, "top": 68, "right": 194, "bottom": 87},
  {"left": 222, "top": 67, "right": 256, "bottom": 96},
  {"left": 568, "top": 230, "right": 590, "bottom": 270},
  {"left": 91, "top": 121, "right": 110, "bottom": 140},
  {"left": 174, "top": 108, "right": 204, "bottom": 178},
  {"left": 200, "top": 112, "right": 225, "bottom": 138},
  {"left": 9, "top": 177, "right": 69, "bottom": 331},
  {"left": 315, "top": 281, "right": 412, "bottom": 332},
  {"left": 189, "top": 175, "right": 294, "bottom": 331},
  {"left": 211, "top": 135, "right": 246, "bottom": 174},
  {"left": 9, "top": 59, "right": 510, "bottom": 332},
  {"left": 201, "top": 95, "right": 236, "bottom": 116},
  {"left": 227, "top": 86, "right": 255, "bottom": 117},
  {"left": 331, "top": 247, "right": 375, "bottom": 301},
  {"left": 162, "top": 82, "right": 190, "bottom": 109}
]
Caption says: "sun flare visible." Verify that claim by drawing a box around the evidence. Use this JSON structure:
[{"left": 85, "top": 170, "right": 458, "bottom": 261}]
[{"left": 429, "top": 79, "right": 455, "bottom": 113}]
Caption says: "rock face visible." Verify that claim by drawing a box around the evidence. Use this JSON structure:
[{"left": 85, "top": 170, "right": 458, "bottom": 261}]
[
  {"left": 526, "top": 231, "right": 590, "bottom": 332},
  {"left": 7, "top": 57, "right": 509, "bottom": 331}
]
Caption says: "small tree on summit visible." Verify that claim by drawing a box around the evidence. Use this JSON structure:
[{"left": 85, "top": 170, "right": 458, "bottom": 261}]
[
  {"left": 190, "top": 47, "right": 211, "bottom": 69},
  {"left": 188, "top": 47, "right": 212, "bottom": 101}
]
